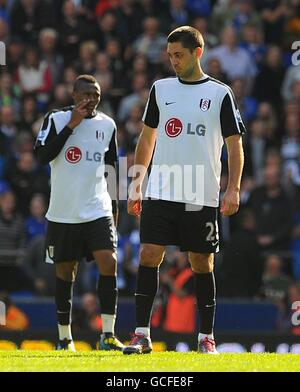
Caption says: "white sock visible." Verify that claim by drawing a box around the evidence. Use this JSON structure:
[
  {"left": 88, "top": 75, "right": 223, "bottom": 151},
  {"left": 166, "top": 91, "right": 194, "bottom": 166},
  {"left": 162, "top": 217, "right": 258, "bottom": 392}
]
[
  {"left": 101, "top": 314, "right": 116, "bottom": 334},
  {"left": 58, "top": 324, "right": 72, "bottom": 340},
  {"left": 135, "top": 327, "right": 150, "bottom": 337},
  {"left": 198, "top": 332, "right": 214, "bottom": 342}
]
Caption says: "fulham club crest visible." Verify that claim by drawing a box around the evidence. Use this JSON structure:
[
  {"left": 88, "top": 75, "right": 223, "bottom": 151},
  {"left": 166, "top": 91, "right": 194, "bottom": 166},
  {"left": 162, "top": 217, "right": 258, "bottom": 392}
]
[
  {"left": 200, "top": 98, "right": 211, "bottom": 111},
  {"left": 96, "top": 130, "right": 104, "bottom": 141}
]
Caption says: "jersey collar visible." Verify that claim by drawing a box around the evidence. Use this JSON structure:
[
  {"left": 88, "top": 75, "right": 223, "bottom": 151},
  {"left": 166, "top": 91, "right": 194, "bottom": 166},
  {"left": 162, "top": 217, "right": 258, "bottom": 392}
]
[{"left": 178, "top": 74, "right": 210, "bottom": 85}]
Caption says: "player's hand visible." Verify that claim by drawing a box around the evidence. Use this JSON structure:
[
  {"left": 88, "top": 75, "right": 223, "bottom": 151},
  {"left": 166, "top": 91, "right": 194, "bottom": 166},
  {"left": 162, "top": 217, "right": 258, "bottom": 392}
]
[
  {"left": 127, "top": 187, "right": 142, "bottom": 216},
  {"left": 220, "top": 189, "right": 240, "bottom": 216},
  {"left": 67, "top": 100, "right": 90, "bottom": 129}
]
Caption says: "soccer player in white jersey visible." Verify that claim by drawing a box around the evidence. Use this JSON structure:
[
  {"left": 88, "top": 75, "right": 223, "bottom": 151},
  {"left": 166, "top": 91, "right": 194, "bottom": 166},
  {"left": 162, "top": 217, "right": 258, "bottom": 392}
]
[
  {"left": 124, "top": 26, "right": 245, "bottom": 354},
  {"left": 35, "top": 75, "right": 123, "bottom": 351}
]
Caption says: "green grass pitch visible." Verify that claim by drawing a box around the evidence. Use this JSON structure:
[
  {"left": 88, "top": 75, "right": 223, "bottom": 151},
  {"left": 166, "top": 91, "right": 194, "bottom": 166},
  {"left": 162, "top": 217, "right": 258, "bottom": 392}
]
[{"left": 0, "top": 351, "right": 300, "bottom": 372}]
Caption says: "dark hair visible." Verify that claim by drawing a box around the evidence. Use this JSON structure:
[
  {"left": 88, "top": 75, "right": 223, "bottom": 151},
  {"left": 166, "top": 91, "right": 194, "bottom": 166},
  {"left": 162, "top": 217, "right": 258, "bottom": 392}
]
[
  {"left": 167, "top": 26, "right": 204, "bottom": 52},
  {"left": 73, "top": 74, "right": 99, "bottom": 92}
]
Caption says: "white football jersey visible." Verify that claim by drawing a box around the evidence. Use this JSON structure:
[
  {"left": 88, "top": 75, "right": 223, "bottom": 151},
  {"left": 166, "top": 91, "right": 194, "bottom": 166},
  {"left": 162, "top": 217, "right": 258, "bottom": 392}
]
[
  {"left": 143, "top": 75, "right": 245, "bottom": 207},
  {"left": 36, "top": 108, "right": 116, "bottom": 223}
]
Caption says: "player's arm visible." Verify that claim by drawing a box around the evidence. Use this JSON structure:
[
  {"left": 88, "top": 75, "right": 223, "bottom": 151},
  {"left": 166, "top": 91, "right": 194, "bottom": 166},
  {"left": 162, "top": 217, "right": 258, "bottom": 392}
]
[
  {"left": 220, "top": 92, "right": 245, "bottom": 216},
  {"left": 128, "top": 84, "right": 159, "bottom": 216},
  {"left": 221, "top": 135, "right": 244, "bottom": 216},
  {"left": 105, "top": 129, "right": 119, "bottom": 227},
  {"left": 128, "top": 125, "right": 157, "bottom": 216},
  {"left": 35, "top": 101, "right": 88, "bottom": 165}
]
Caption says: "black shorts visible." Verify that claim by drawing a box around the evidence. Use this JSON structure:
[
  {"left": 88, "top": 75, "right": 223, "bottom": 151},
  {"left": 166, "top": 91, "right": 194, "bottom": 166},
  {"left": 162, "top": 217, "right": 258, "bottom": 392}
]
[
  {"left": 140, "top": 200, "right": 219, "bottom": 253},
  {"left": 45, "top": 216, "right": 117, "bottom": 263}
]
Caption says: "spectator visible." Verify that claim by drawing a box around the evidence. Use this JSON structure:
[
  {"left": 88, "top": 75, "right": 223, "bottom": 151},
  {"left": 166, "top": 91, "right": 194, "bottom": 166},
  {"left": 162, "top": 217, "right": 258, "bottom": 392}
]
[
  {"left": 259, "top": 254, "right": 292, "bottom": 303},
  {"left": 208, "top": 26, "right": 257, "bottom": 91},
  {"left": 117, "top": 73, "right": 149, "bottom": 122},
  {"left": 186, "top": 0, "right": 211, "bottom": 18},
  {"left": 246, "top": 118, "right": 268, "bottom": 181},
  {"left": 38, "top": 28, "right": 64, "bottom": 86},
  {"left": 74, "top": 40, "right": 98, "bottom": 75},
  {"left": 18, "top": 93, "right": 39, "bottom": 134},
  {"left": 212, "top": 0, "right": 262, "bottom": 35},
  {"left": 205, "top": 57, "right": 229, "bottom": 84},
  {"left": 0, "top": 72, "right": 21, "bottom": 113},
  {"left": 6, "top": 37, "right": 25, "bottom": 74},
  {"left": 254, "top": 45, "right": 286, "bottom": 110},
  {"left": 248, "top": 164, "right": 293, "bottom": 253},
  {"left": 256, "top": 0, "right": 288, "bottom": 44},
  {"left": 132, "top": 16, "right": 166, "bottom": 65},
  {"left": 25, "top": 193, "right": 47, "bottom": 241},
  {"left": 281, "top": 64, "right": 300, "bottom": 101},
  {"left": 281, "top": 114, "right": 300, "bottom": 180},
  {"left": 73, "top": 292, "right": 103, "bottom": 332},
  {"left": 0, "top": 105, "right": 18, "bottom": 139},
  {"left": 59, "top": 0, "right": 92, "bottom": 65},
  {"left": 162, "top": 0, "right": 191, "bottom": 31},
  {"left": 23, "top": 234, "right": 55, "bottom": 296},
  {"left": 93, "top": 10, "right": 121, "bottom": 51},
  {"left": 5, "top": 151, "right": 50, "bottom": 216},
  {"left": 15, "top": 47, "right": 53, "bottom": 110},
  {"left": 0, "top": 291, "right": 29, "bottom": 330},
  {"left": 158, "top": 251, "right": 196, "bottom": 334},
  {"left": 10, "top": 0, "right": 56, "bottom": 43},
  {"left": 239, "top": 23, "right": 266, "bottom": 68},
  {"left": 219, "top": 208, "right": 262, "bottom": 298},
  {"left": 230, "top": 77, "right": 258, "bottom": 123},
  {"left": 0, "top": 187, "right": 34, "bottom": 292},
  {"left": 291, "top": 191, "right": 300, "bottom": 279}
]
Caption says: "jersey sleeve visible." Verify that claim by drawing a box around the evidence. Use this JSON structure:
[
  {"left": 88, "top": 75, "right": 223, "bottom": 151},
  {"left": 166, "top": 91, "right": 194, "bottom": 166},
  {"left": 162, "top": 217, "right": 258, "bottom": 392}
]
[
  {"left": 34, "top": 112, "right": 73, "bottom": 165},
  {"left": 220, "top": 92, "right": 246, "bottom": 138},
  {"left": 104, "top": 128, "right": 118, "bottom": 167},
  {"left": 142, "top": 84, "right": 159, "bottom": 128},
  {"left": 35, "top": 112, "right": 57, "bottom": 147},
  {"left": 105, "top": 128, "right": 118, "bottom": 215}
]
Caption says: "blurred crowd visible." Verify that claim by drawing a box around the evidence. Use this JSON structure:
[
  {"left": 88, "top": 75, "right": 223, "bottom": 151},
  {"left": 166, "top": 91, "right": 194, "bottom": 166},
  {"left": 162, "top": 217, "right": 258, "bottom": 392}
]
[{"left": 0, "top": 0, "right": 300, "bottom": 332}]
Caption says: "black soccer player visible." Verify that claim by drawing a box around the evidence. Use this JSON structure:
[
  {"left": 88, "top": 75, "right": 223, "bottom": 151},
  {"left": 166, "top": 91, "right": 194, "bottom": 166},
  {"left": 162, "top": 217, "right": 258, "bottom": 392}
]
[
  {"left": 124, "top": 26, "right": 245, "bottom": 354},
  {"left": 35, "top": 75, "right": 123, "bottom": 351}
]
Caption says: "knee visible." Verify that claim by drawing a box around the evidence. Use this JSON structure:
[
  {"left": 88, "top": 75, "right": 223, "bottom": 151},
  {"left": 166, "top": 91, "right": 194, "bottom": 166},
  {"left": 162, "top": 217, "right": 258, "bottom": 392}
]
[
  {"left": 56, "top": 264, "right": 77, "bottom": 282},
  {"left": 189, "top": 253, "right": 214, "bottom": 273},
  {"left": 140, "top": 244, "right": 164, "bottom": 267},
  {"left": 95, "top": 251, "right": 117, "bottom": 275}
]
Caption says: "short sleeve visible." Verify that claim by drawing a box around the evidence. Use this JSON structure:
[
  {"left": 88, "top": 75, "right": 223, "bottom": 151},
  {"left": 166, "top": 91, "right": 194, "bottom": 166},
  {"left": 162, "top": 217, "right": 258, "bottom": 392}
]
[
  {"left": 220, "top": 92, "right": 246, "bottom": 138},
  {"left": 142, "top": 84, "right": 159, "bottom": 128}
]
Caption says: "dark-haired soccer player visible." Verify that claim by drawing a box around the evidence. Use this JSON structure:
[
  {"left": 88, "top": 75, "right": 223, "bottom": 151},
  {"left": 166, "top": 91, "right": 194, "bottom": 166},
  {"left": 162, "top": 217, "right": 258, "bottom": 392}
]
[
  {"left": 124, "top": 26, "right": 245, "bottom": 354},
  {"left": 35, "top": 75, "right": 123, "bottom": 351}
]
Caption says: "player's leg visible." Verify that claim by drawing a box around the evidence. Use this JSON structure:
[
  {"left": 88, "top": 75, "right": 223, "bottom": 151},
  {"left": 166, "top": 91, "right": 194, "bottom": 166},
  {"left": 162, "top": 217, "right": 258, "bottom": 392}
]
[
  {"left": 55, "top": 261, "right": 78, "bottom": 351},
  {"left": 93, "top": 249, "right": 123, "bottom": 351},
  {"left": 189, "top": 252, "right": 218, "bottom": 354},
  {"left": 85, "top": 216, "right": 123, "bottom": 350},
  {"left": 123, "top": 243, "right": 165, "bottom": 355},
  {"left": 45, "top": 221, "right": 83, "bottom": 351},
  {"left": 123, "top": 200, "right": 179, "bottom": 355},
  {"left": 181, "top": 206, "right": 219, "bottom": 353}
]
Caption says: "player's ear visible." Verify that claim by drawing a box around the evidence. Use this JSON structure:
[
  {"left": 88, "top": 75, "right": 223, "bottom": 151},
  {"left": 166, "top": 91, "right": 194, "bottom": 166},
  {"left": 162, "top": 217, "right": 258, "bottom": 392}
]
[{"left": 195, "top": 47, "right": 202, "bottom": 58}]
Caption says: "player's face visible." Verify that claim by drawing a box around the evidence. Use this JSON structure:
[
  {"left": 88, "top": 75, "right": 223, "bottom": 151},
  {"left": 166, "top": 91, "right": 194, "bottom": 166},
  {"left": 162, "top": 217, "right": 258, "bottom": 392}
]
[
  {"left": 74, "top": 83, "right": 101, "bottom": 116},
  {"left": 167, "top": 42, "right": 199, "bottom": 80}
]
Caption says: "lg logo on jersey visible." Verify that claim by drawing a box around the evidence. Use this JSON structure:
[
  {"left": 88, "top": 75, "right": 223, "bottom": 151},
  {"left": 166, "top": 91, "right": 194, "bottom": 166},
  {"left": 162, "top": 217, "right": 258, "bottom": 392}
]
[
  {"left": 65, "top": 147, "right": 82, "bottom": 163},
  {"left": 65, "top": 147, "right": 102, "bottom": 163},
  {"left": 165, "top": 118, "right": 206, "bottom": 138}
]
